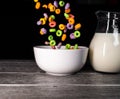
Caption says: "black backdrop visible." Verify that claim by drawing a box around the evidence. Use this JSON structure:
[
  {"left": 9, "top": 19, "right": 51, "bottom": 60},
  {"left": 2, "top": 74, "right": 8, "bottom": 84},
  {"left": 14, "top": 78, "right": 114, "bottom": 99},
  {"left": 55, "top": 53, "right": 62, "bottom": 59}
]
[{"left": 0, "top": 0, "right": 120, "bottom": 59}]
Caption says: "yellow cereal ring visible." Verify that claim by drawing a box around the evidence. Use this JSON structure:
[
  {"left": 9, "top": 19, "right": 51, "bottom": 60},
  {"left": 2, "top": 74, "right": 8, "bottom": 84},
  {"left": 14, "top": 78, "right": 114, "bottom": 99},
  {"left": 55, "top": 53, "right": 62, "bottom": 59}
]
[
  {"left": 40, "top": 18, "right": 46, "bottom": 25},
  {"left": 34, "top": 0, "right": 38, "bottom": 3},
  {"left": 40, "top": 30, "right": 44, "bottom": 35},
  {"left": 42, "top": 4, "right": 47, "bottom": 9},
  {"left": 35, "top": 2, "right": 41, "bottom": 10},
  {"left": 61, "top": 34, "right": 67, "bottom": 41},
  {"left": 59, "top": 24, "right": 65, "bottom": 30},
  {"left": 68, "top": 18, "right": 75, "bottom": 25},
  {"left": 75, "top": 23, "right": 81, "bottom": 30},
  {"left": 55, "top": 9, "right": 61, "bottom": 14},
  {"left": 65, "top": 8, "right": 71, "bottom": 13},
  {"left": 50, "top": 5, "right": 56, "bottom": 12},
  {"left": 48, "top": 17, "right": 53, "bottom": 22}
]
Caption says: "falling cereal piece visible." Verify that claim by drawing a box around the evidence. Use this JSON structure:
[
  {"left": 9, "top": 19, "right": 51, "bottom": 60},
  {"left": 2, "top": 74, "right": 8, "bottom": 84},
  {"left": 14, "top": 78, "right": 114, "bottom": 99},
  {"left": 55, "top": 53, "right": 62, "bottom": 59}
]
[
  {"left": 50, "top": 40, "right": 56, "bottom": 46},
  {"left": 59, "top": 0, "right": 65, "bottom": 7},
  {"left": 65, "top": 3, "right": 70, "bottom": 9},
  {"left": 54, "top": 1, "right": 58, "bottom": 8},
  {"left": 55, "top": 9, "right": 61, "bottom": 14},
  {"left": 74, "top": 44, "right": 78, "bottom": 49},
  {"left": 65, "top": 44, "right": 71, "bottom": 49},
  {"left": 57, "top": 42, "right": 62, "bottom": 49},
  {"left": 74, "top": 31, "right": 81, "bottom": 38},
  {"left": 61, "top": 34, "right": 67, "bottom": 41},
  {"left": 34, "top": 0, "right": 38, "bottom": 3},
  {"left": 45, "top": 41, "right": 50, "bottom": 45},
  {"left": 70, "top": 33, "right": 76, "bottom": 39},
  {"left": 37, "top": 20, "right": 41, "bottom": 25},
  {"left": 35, "top": 2, "right": 41, "bottom": 10},
  {"left": 65, "top": 9, "right": 71, "bottom": 14},
  {"left": 42, "top": 4, "right": 48, "bottom": 9},
  {"left": 75, "top": 23, "right": 82, "bottom": 30}
]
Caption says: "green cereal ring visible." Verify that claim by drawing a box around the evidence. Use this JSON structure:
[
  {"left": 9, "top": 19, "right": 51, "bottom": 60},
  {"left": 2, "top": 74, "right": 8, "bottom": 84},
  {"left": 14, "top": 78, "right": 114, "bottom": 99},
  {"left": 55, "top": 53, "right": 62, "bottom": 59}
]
[
  {"left": 74, "top": 44, "right": 78, "bottom": 49},
  {"left": 74, "top": 31, "right": 81, "bottom": 38},
  {"left": 48, "top": 35, "right": 53, "bottom": 41},
  {"left": 59, "top": 1, "right": 65, "bottom": 7},
  {"left": 50, "top": 15, "right": 55, "bottom": 20},
  {"left": 56, "top": 30, "right": 62, "bottom": 37},
  {"left": 50, "top": 40, "right": 56, "bottom": 46},
  {"left": 64, "top": 13, "right": 69, "bottom": 19},
  {"left": 65, "top": 44, "right": 71, "bottom": 49},
  {"left": 49, "top": 28, "right": 56, "bottom": 32}
]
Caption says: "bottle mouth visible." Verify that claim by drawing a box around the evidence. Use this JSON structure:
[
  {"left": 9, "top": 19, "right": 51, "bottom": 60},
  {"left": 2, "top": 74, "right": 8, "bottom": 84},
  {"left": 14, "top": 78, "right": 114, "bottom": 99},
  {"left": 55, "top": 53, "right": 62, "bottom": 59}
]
[{"left": 96, "top": 10, "right": 120, "bottom": 20}]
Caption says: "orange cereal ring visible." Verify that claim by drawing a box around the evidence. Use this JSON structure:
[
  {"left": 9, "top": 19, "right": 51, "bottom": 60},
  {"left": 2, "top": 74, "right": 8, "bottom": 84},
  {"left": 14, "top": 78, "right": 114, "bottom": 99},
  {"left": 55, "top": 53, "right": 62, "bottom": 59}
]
[
  {"left": 75, "top": 23, "right": 81, "bottom": 30},
  {"left": 42, "top": 4, "right": 47, "bottom": 9},
  {"left": 68, "top": 18, "right": 75, "bottom": 25},
  {"left": 55, "top": 9, "right": 61, "bottom": 14},
  {"left": 35, "top": 2, "right": 41, "bottom": 10},
  {"left": 65, "top": 8, "right": 71, "bottom": 13},
  {"left": 49, "top": 21, "right": 56, "bottom": 28},
  {"left": 59, "top": 24, "right": 65, "bottom": 30},
  {"left": 48, "top": 17, "right": 53, "bottom": 22},
  {"left": 61, "top": 34, "right": 67, "bottom": 41},
  {"left": 40, "top": 18, "right": 46, "bottom": 25},
  {"left": 48, "top": 3, "right": 52, "bottom": 8}
]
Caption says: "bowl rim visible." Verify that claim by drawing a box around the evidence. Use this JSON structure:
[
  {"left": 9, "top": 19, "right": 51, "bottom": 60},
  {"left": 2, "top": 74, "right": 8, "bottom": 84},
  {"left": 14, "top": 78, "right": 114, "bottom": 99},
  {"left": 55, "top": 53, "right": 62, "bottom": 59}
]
[{"left": 33, "top": 45, "right": 88, "bottom": 51}]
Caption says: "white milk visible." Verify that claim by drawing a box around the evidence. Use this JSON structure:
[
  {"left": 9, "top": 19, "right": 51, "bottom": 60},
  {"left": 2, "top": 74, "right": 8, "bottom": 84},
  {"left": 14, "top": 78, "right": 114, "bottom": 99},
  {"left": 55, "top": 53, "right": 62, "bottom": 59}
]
[{"left": 89, "top": 33, "right": 120, "bottom": 73}]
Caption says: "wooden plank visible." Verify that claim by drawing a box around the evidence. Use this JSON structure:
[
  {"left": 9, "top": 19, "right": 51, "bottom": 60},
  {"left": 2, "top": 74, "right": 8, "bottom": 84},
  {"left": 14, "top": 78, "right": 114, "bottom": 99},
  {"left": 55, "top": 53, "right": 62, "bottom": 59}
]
[
  {"left": 0, "top": 72, "right": 120, "bottom": 85},
  {"left": 0, "top": 86, "right": 120, "bottom": 99}
]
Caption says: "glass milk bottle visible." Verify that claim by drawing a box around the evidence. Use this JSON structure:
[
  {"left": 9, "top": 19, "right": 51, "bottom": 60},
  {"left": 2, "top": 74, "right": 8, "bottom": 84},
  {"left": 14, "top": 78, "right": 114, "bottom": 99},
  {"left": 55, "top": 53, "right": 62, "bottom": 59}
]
[{"left": 89, "top": 11, "right": 120, "bottom": 73}]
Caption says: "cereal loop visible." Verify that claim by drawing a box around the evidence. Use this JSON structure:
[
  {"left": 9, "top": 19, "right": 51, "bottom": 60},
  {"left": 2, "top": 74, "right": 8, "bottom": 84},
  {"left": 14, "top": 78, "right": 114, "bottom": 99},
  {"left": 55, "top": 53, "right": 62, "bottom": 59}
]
[
  {"left": 50, "top": 40, "right": 56, "bottom": 46},
  {"left": 64, "top": 13, "right": 69, "bottom": 19},
  {"left": 40, "top": 18, "right": 46, "bottom": 25},
  {"left": 50, "top": 15, "right": 55, "bottom": 20},
  {"left": 75, "top": 23, "right": 81, "bottom": 30},
  {"left": 67, "top": 23, "right": 73, "bottom": 30},
  {"left": 34, "top": 0, "right": 38, "bottom": 3},
  {"left": 68, "top": 18, "right": 75, "bottom": 25},
  {"left": 70, "top": 33, "right": 76, "bottom": 39},
  {"left": 65, "top": 44, "right": 71, "bottom": 49},
  {"left": 54, "top": 1, "right": 58, "bottom": 8},
  {"left": 65, "top": 3, "right": 70, "bottom": 9},
  {"left": 40, "top": 30, "right": 44, "bottom": 35},
  {"left": 56, "top": 30, "right": 62, "bottom": 37},
  {"left": 48, "top": 17, "right": 53, "bottom": 22},
  {"left": 74, "top": 31, "right": 81, "bottom": 38},
  {"left": 35, "top": 2, "right": 40, "bottom": 10},
  {"left": 55, "top": 9, "right": 61, "bottom": 14},
  {"left": 42, "top": 4, "right": 47, "bottom": 9},
  {"left": 65, "top": 9, "right": 71, "bottom": 14},
  {"left": 74, "top": 44, "right": 78, "bottom": 49},
  {"left": 49, "top": 21, "right": 56, "bottom": 28},
  {"left": 48, "top": 35, "right": 53, "bottom": 41},
  {"left": 61, "top": 34, "right": 67, "bottom": 41},
  {"left": 69, "top": 14, "right": 75, "bottom": 18},
  {"left": 49, "top": 5, "right": 56, "bottom": 12},
  {"left": 49, "top": 28, "right": 56, "bottom": 32},
  {"left": 59, "top": 1, "right": 65, "bottom": 7},
  {"left": 59, "top": 24, "right": 65, "bottom": 30},
  {"left": 48, "top": 3, "right": 52, "bottom": 8}
]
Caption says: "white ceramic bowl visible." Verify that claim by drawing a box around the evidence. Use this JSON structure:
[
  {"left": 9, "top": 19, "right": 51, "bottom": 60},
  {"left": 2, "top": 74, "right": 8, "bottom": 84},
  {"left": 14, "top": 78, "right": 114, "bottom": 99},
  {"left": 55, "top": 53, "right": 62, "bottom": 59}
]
[{"left": 33, "top": 46, "right": 88, "bottom": 76}]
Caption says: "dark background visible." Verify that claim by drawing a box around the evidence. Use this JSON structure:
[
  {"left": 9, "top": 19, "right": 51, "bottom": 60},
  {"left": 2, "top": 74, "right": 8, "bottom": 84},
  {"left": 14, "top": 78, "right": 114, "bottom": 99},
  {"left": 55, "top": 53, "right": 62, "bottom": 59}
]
[{"left": 0, "top": 0, "right": 120, "bottom": 59}]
